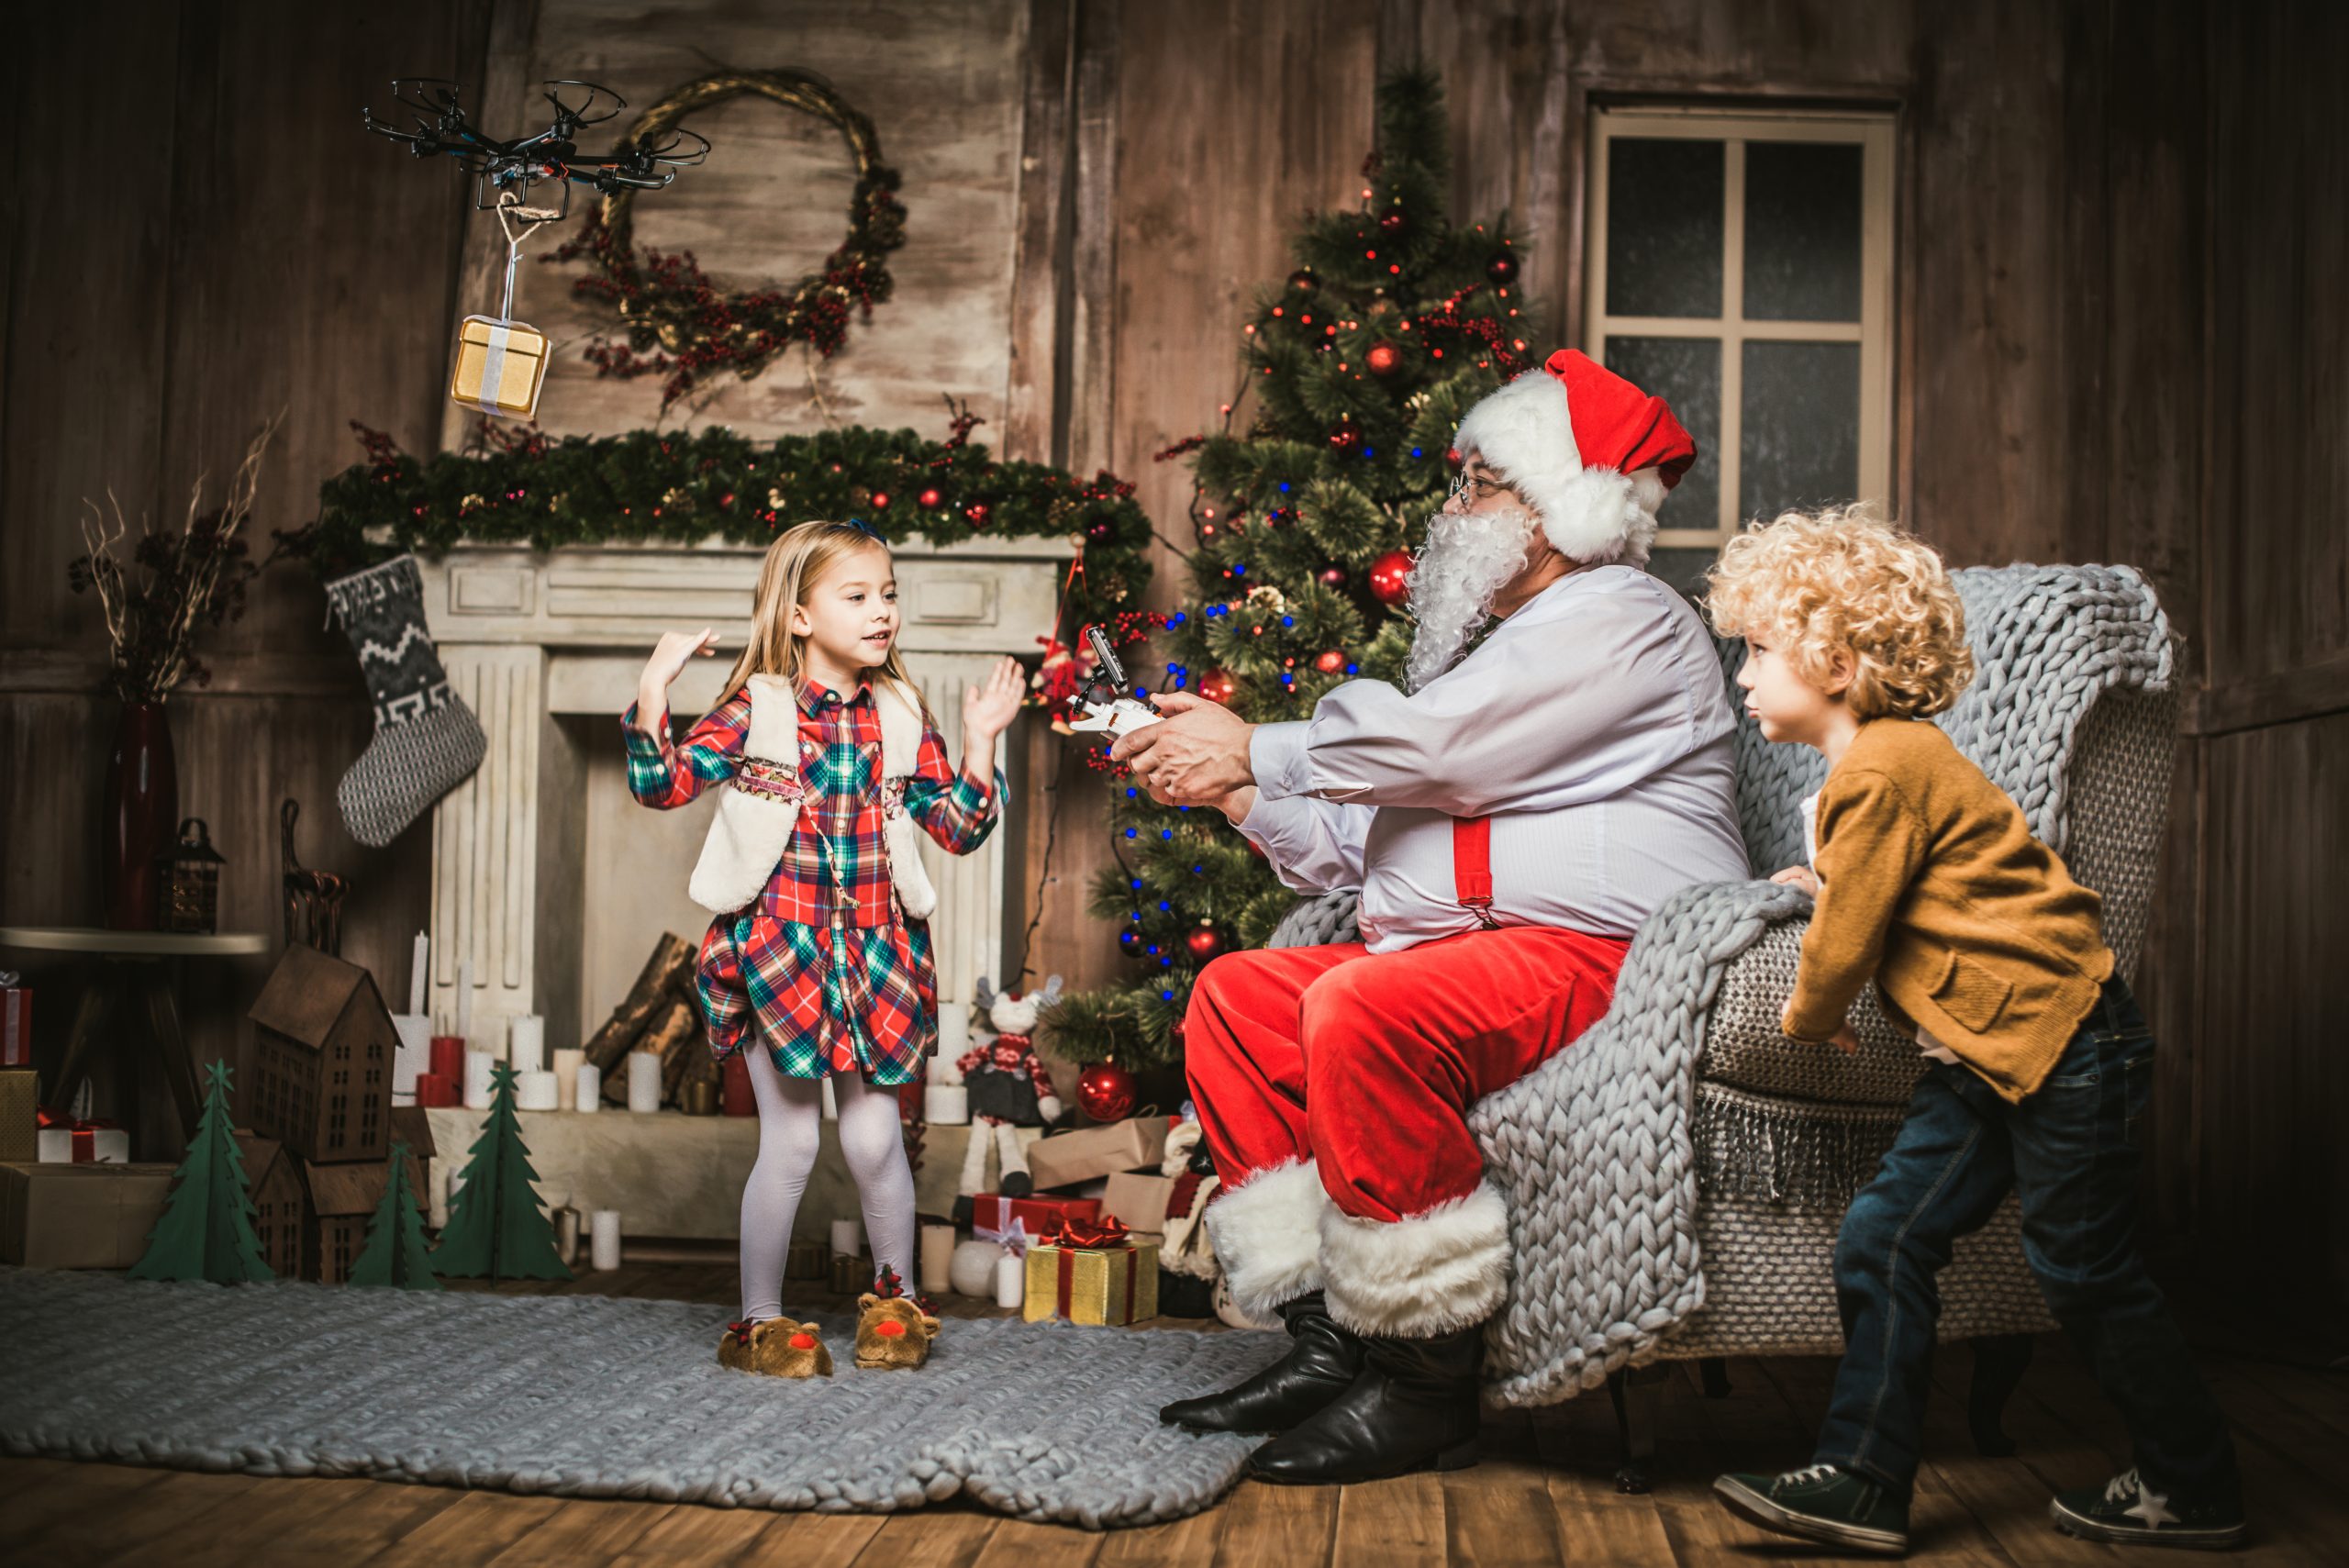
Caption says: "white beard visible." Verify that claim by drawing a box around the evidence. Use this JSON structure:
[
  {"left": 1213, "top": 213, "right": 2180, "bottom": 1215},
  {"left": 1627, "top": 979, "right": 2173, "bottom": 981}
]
[{"left": 1402, "top": 505, "right": 1539, "bottom": 693}]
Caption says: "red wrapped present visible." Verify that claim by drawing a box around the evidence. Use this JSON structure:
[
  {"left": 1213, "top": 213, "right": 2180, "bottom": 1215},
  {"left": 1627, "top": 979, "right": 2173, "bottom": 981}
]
[
  {"left": 969, "top": 1191, "right": 1102, "bottom": 1247},
  {"left": 1023, "top": 1213, "right": 1161, "bottom": 1326},
  {"left": 35, "top": 1105, "right": 128, "bottom": 1164},
  {"left": 1, "top": 973, "right": 28, "bottom": 1068}
]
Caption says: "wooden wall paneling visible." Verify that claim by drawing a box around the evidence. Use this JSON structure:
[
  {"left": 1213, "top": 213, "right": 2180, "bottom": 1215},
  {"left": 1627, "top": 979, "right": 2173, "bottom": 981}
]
[
  {"left": 1004, "top": 0, "right": 1078, "bottom": 465},
  {"left": 439, "top": 0, "right": 546, "bottom": 457},
  {"left": 2, "top": 1, "right": 181, "bottom": 647},
  {"left": 507, "top": 0, "right": 1031, "bottom": 442},
  {"left": 2194, "top": 715, "right": 2349, "bottom": 1295},
  {"left": 1062, "top": 0, "right": 1121, "bottom": 477}
]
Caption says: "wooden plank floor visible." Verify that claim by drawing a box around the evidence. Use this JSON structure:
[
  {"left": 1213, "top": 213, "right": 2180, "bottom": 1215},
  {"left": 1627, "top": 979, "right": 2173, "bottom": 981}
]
[{"left": 5, "top": 1262, "right": 2343, "bottom": 1567}]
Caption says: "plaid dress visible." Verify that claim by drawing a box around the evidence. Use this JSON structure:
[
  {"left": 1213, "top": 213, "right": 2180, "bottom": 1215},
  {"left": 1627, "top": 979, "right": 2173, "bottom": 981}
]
[{"left": 623, "top": 678, "right": 1002, "bottom": 1085}]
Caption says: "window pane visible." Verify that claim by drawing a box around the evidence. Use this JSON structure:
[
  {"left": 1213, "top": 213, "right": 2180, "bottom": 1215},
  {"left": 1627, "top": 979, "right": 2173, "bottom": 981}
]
[
  {"left": 1743, "top": 141, "right": 1864, "bottom": 322},
  {"left": 1605, "top": 336, "right": 1720, "bottom": 530},
  {"left": 1741, "top": 340, "right": 1860, "bottom": 518},
  {"left": 1606, "top": 139, "right": 1724, "bottom": 319}
]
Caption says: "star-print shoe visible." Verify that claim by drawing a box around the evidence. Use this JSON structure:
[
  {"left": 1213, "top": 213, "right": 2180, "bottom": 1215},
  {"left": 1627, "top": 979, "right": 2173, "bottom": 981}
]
[
  {"left": 1714, "top": 1464, "right": 1909, "bottom": 1556},
  {"left": 2050, "top": 1467, "right": 2247, "bottom": 1550}
]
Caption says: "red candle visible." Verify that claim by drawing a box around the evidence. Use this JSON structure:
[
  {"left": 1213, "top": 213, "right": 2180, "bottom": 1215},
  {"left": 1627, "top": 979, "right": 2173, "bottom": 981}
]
[
  {"left": 415, "top": 1073, "right": 459, "bottom": 1108},
  {"left": 429, "top": 1036, "right": 465, "bottom": 1082}
]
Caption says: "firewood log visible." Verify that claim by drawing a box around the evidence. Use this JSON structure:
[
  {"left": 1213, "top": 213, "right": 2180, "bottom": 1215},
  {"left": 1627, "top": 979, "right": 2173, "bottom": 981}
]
[
  {"left": 584, "top": 932, "right": 695, "bottom": 1078},
  {"left": 603, "top": 996, "right": 694, "bottom": 1106}
]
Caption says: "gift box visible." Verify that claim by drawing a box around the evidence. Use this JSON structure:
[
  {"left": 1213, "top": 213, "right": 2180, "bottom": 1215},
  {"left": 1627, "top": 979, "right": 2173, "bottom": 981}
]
[
  {"left": 0, "top": 1071, "right": 34, "bottom": 1164},
  {"left": 1023, "top": 1216, "right": 1160, "bottom": 1326},
  {"left": 36, "top": 1106, "right": 128, "bottom": 1164},
  {"left": 969, "top": 1191, "right": 1102, "bottom": 1245},
  {"left": 1025, "top": 1116, "right": 1170, "bottom": 1192},
  {"left": 0, "top": 1161, "right": 176, "bottom": 1268},
  {"left": 1, "top": 975, "right": 28, "bottom": 1068},
  {"left": 449, "top": 315, "right": 549, "bottom": 419},
  {"left": 1102, "top": 1170, "right": 1183, "bottom": 1235}
]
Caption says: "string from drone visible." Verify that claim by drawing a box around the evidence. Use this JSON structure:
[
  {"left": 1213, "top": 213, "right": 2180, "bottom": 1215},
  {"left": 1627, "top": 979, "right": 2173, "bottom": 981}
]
[{"left": 495, "top": 192, "right": 563, "bottom": 318}]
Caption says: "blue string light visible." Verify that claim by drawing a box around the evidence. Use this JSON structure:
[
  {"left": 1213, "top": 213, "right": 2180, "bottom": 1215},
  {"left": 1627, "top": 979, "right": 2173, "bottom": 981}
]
[{"left": 1281, "top": 616, "right": 1294, "bottom": 626}]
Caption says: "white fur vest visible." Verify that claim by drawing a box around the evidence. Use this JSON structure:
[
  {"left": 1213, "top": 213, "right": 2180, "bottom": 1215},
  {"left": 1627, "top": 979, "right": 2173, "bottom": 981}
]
[{"left": 687, "top": 673, "right": 941, "bottom": 919}]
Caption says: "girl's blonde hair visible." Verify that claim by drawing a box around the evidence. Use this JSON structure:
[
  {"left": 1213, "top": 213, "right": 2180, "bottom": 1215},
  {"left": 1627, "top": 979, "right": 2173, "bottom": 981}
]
[
  {"left": 713, "top": 520, "right": 935, "bottom": 725},
  {"left": 1704, "top": 504, "right": 1975, "bottom": 720}
]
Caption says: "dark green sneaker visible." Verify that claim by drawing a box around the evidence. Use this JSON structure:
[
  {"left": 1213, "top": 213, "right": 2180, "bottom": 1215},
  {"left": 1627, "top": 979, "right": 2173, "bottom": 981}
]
[
  {"left": 1715, "top": 1464, "right": 1909, "bottom": 1556},
  {"left": 2050, "top": 1467, "right": 2247, "bottom": 1550}
]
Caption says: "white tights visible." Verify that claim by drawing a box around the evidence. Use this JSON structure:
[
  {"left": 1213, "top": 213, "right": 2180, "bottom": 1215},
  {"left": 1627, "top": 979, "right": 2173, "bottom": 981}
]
[{"left": 738, "top": 1044, "right": 917, "bottom": 1321}]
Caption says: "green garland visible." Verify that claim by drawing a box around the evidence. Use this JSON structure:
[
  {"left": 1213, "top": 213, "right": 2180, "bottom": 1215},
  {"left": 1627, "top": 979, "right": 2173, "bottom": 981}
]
[{"left": 288, "top": 416, "right": 1150, "bottom": 632}]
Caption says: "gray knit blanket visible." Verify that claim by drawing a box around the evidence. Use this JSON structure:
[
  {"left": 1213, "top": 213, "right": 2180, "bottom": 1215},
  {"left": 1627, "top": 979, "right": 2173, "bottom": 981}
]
[{"left": 1277, "top": 563, "right": 2175, "bottom": 1407}]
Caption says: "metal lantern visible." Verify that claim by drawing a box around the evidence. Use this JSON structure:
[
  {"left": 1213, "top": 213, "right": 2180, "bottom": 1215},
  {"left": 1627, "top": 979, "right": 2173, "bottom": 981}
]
[{"left": 156, "top": 817, "right": 225, "bottom": 934}]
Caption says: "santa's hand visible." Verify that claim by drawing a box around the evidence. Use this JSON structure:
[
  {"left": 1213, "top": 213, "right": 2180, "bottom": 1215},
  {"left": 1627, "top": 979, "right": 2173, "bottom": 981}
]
[{"left": 1111, "top": 688, "right": 1254, "bottom": 804}]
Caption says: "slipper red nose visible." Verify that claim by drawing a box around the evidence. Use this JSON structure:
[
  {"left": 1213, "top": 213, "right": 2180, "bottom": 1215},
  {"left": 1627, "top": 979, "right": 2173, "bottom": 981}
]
[
  {"left": 874, "top": 1319, "right": 907, "bottom": 1338},
  {"left": 788, "top": 1332, "right": 817, "bottom": 1350}
]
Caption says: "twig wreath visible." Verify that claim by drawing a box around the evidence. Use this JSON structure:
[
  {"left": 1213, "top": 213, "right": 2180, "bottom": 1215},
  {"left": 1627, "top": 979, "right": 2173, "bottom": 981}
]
[{"left": 551, "top": 69, "right": 907, "bottom": 409}]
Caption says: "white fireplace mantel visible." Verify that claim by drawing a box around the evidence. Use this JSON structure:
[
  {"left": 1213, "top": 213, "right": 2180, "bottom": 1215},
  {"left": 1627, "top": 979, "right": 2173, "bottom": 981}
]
[{"left": 415, "top": 537, "right": 1073, "bottom": 1057}]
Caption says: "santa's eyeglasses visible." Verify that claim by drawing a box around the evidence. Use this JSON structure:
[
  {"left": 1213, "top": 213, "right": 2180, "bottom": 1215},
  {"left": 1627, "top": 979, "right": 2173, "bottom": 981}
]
[{"left": 1446, "top": 470, "right": 1513, "bottom": 504}]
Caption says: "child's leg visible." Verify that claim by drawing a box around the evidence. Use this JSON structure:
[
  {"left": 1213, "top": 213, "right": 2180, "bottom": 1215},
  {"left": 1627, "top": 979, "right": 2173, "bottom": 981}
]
[
  {"left": 2009, "top": 979, "right": 2238, "bottom": 1503},
  {"left": 740, "top": 1045, "right": 825, "bottom": 1321},
  {"left": 833, "top": 1072, "right": 918, "bottom": 1292},
  {"left": 1813, "top": 1063, "right": 2017, "bottom": 1495}
]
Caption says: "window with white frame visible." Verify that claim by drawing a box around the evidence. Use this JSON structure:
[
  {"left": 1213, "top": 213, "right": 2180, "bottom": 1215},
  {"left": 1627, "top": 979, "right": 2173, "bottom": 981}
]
[{"left": 1584, "top": 106, "right": 1895, "bottom": 547}]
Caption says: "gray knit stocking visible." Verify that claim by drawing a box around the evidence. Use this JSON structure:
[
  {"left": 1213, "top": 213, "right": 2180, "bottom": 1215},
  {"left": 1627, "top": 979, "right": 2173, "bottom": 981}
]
[{"left": 325, "top": 554, "right": 485, "bottom": 848}]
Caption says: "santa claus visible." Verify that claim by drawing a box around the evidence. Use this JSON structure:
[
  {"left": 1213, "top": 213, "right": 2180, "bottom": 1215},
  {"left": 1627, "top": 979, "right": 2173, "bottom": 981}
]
[{"left": 1112, "top": 350, "right": 1751, "bottom": 1484}]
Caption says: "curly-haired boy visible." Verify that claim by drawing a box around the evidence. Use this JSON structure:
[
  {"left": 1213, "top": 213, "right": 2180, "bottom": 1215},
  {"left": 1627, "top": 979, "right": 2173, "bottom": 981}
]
[{"left": 1702, "top": 508, "right": 2243, "bottom": 1556}]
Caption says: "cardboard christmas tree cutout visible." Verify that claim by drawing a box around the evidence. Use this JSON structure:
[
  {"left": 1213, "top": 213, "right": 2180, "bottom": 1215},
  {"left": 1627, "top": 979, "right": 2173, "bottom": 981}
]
[
  {"left": 129, "top": 1060, "right": 273, "bottom": 1284},
  {"left": 348, "top": 1138, "right": 440, "bottom": 1289},
  {"left": 432, "top": 1062, "right": 573, "bottom": 1281}
]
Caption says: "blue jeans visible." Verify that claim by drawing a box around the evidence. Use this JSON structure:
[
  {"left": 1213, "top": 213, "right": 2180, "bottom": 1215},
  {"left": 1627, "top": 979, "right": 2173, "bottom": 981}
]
[{"left": 1814, "top": 975, "right": 2237, "bottom": 1503}]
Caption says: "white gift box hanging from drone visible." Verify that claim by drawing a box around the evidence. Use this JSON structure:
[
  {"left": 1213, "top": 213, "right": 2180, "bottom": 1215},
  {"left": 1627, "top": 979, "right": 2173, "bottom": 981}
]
[{"left": 361, "top": 76, "right": 708, "bottom": 422}]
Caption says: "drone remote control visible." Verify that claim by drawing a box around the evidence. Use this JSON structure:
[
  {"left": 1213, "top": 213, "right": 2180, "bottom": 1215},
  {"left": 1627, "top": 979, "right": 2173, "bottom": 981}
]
[{"left": 1063, "top": 625, "right": 1164, "bottom": 741}]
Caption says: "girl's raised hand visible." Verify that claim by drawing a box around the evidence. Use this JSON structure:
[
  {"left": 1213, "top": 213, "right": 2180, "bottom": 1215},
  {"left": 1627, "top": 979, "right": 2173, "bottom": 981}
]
[
  {"left": 961, "top": 656, "right": 1027, "bottom": 740},
  {"left": 643, "top": 628, "right": 718, "bottom": 693}
]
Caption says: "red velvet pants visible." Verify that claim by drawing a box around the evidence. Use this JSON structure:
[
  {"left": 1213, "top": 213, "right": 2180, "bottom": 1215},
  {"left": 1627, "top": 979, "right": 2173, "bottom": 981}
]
[{"left": 1184, "top": 925, "right": 1631, "bottom": 1223}]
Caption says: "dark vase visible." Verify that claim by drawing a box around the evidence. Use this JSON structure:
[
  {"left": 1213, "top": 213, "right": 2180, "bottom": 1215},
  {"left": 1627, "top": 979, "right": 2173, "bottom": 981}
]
[{"left": 103, "top": 701, "right": 179, "bottom": 930}]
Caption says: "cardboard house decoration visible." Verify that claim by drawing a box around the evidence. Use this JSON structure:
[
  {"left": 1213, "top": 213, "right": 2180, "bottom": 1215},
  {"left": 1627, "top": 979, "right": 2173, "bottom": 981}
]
[
  {"left": 387, "top": 1105, "right": 437, "bottom": 1207},
  {"left": 247, "top": 945, "right": 395, "bottom": 1163},
  {"left": 303, "top": 1155, "right": 405, "bottom": 1285},
  {"left": 233, "top": 1130, "right": 306, "bottom": 1279}
]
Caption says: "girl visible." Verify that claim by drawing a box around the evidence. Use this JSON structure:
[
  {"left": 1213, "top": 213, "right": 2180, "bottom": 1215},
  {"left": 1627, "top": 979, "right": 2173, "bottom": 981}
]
[{"left": 624, "top": 519, "right": 1025, "bottom": 1362}]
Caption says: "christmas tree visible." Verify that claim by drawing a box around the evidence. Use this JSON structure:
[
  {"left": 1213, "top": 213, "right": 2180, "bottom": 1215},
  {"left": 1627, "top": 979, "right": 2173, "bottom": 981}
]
[
  {"left": 433, "top": 1062, "right": 573, "bottom": 1281},
  {"left": 348, "top": 1138, "right": 440, "bottom": 1289},
  {"left": 1042, "top": 71, "right": 1538, "bottom": 1073},
  {"left": 129, "top": 1061, "right": 273, "bottom": 1284}
]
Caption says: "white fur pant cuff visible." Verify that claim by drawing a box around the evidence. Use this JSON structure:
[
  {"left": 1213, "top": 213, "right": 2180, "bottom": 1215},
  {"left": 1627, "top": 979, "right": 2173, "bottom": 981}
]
[
  {"left": 1202, "top": 1159, "right": 1330, "bottom": 1322},
  {"left": 1320, "top": 1181, "right": 1509, "bottom": 1338}
]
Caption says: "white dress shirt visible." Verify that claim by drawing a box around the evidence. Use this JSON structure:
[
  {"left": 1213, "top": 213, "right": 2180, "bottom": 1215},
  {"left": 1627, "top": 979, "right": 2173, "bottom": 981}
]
[{"left": 1238, "top": 564, "right": 1751, "bottom": 953}]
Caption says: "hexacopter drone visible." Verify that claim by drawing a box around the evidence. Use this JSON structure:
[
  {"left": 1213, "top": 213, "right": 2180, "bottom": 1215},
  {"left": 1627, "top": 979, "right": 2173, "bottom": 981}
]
[{"left": 362, "top": 78, "right": 707, "bottom": 217}]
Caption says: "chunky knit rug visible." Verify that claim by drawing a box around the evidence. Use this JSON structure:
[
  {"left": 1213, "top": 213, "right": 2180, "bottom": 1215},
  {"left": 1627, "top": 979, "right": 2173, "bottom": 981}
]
[
  {"left": 0, "top": 1267, "right": 1282, "bottom": 1529},
  {"left": 1275, "top": 563, "right": 2176, "bottom": 1409}
]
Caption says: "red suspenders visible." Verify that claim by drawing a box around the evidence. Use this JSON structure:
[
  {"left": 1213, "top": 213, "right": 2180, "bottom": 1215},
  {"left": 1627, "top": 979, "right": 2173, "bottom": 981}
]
[{"left": 1453, "top": 815, "right": 1501, "bottom": 929}]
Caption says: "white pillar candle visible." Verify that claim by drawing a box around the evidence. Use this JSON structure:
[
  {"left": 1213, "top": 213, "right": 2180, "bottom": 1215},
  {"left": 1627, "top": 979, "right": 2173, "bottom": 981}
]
[
  {"left": 574, "top": 1062, "right": 602, "bottom": 1111},
  {"left": 994, "top": 1251, "right": 1025, "bottom": 1308},
  {"left": 514, "top": 1070, "right": 559, "bottom": 1111},
  {"left": 626, "top": 1051, "right": 662, "bottom": 1113},
  {"left": 454, "top": 957, "right": 473, "bottom": 1042},
  {"left": 508, "top": 1015, "right": 546, "bottom": 1072},
  {"left": 391, "top": 1015, "right": 431, "bottom": 1104},
  {"left": 924, "top": 1084, "right": 969, "bottom": 1125},
  {"left": 553, "top": 1205, "right": 581, "bottom": 1265},
  {"left": 589, "top": 1209, "right": 621, "bottom": 1271},
  {"left": 919, "top": 1221, "right": 957, "bottom": 1295},
  {"left": 462, "top": 1050, "right": 497, "bottom": 1109},
  {"left": 552, "top": 1048, "right": 585, "bottom": 1110},
  {"left": 829, "top": 1218, "right": 863, "bottom": 1261},
  {"left": 408, "top": 929, "right": 429, "bottom": 1017},
  {"left": 937, "top": 1007, "right": 969, "bottom": 1064}
]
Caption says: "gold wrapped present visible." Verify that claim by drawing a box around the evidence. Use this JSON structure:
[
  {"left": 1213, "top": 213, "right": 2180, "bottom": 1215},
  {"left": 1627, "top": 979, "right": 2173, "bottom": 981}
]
[
  {"left": 449, "top": 314, "right": 549, "bottom": 419},
  {"left": 1023, "top": 1216, "right": 1159, "bottom": 1326}
]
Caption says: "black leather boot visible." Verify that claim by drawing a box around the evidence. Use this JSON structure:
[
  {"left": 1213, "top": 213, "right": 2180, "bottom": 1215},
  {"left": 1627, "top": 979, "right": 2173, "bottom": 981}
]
[
  {"left": 1243, "top": 1322, "right": 1482, "bottom": 1484},
  {"left": 1158, "top": 1292, "right": 1364, "bottom": 1434}
]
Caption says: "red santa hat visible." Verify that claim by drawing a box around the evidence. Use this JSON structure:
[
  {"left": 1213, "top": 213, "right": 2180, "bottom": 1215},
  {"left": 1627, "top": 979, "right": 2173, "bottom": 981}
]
[{"left": 1451, "top": 349, "right": 1698, "bottom": 564}]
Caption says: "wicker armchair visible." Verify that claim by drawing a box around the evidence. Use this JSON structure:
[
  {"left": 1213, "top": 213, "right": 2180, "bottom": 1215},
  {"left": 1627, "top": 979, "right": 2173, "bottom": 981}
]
[{"left": 1264, "top": 563, "right": 2177, "bottom": 1485}]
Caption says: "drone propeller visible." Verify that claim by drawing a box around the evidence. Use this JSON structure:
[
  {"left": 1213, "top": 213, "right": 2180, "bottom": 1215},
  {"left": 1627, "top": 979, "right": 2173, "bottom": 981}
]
[
  {"left": 541, "top": 79, "right": 625, "bottom": 130},
  {"left": 639, "top": 126, "right": 711, "bottom": 167}
]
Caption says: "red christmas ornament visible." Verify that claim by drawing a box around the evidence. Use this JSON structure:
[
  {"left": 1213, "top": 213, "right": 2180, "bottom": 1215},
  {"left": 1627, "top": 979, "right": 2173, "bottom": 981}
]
[
  {"left": 1196, "top": 668, "right": 1238, "bottom": 705},
  {"left": 918, "top": 487, "right": 943, "bottom": 508},
  {"left": 1315, "top": 649, "right": 1346, "bottom": 674},
  {"left": 1444, "top": 446, "right": 1464, "bottom": 469},
  {"left": 1367, "top": 550, "right": 1414, "bottom": 606},
  {"left": 1318, "top": 566, "right": 1347, "bottom": 589},
  {"left": 965, "top": 503, "right": 992, "bottom": 527},
  {"left": 1486, "top": 251, "right": 1520, "bottom": 284},
  {"left": 1327, "top": 421, "right": 1360, "bottom": 453},
  {"left": 1365, "top": 342, "right": 1401, "bottom": 375},
  {"left": 1379, "top": 209, "right": 1408, "bottom": 235},
  {"left": 1077, "top": 1061, "right": 1138, "bottom": 1121},
  {"left": 1186, "top": 925, "right": 1228, "bottom": 962},
  {"left": 870, "top": 492, "right": 892, "bottom": 509},
  {"left": 1086, "top": 517, "right": 1117, "bottom": 542}
]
